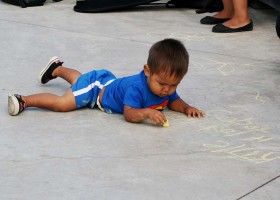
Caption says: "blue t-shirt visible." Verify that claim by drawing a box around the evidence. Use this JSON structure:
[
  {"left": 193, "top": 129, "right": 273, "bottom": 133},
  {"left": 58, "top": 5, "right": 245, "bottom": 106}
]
[{"left": 101, "top": 70, "right": 180, "bottom": 114}]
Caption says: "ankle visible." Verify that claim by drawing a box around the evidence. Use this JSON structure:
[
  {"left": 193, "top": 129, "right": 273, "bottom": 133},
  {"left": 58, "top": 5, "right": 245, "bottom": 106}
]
[
  {"left": 21, "top": 96, "right": 27, "bottom": 107},
  {"left": 214, "top": 10, "right": 233, "bottom": 19},
  {"left": 52, "top": 66, "right": 62, "bottom": 77}
]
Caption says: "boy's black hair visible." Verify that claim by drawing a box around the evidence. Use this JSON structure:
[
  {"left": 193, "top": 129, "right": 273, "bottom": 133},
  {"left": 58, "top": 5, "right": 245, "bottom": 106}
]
[{"left": 147, "top": 38, "right": 189, "bottom": 79}]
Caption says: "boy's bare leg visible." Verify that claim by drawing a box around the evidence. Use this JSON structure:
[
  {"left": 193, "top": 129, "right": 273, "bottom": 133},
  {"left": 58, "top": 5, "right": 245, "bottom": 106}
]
[
  {"left": 22, "top": 88, "right": 76, "bottom": 112},
  {"left": 8, "top": 58, "right": 82, "bottom": 115},
  {"left": 53, "top": 66, "right": 82, "bottom": 86},
  {"left": 39, "top": 57, "right": 82, "bottom": 85},
  {"left": 28, "top": 63, "right": 81, "bottom": 111}
]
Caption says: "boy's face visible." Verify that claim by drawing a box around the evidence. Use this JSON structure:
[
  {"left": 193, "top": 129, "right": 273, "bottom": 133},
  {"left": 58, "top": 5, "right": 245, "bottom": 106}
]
[{"left": 144, "top": 65, "right": 182, "bottom": 97}]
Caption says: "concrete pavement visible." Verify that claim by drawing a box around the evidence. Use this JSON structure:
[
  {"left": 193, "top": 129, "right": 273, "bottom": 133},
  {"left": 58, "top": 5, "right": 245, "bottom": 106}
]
[{"left": 0, "top": 1, "right": 279, "bottom": 199}]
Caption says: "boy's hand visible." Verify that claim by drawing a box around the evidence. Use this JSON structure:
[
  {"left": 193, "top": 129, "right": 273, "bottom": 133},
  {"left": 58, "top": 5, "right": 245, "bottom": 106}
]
[
  {"left": 168, "top": 98, "right": 205, "bottom": 119},
  {"left": 124, "top": 106, "right": 167, "bottom": 125},
  {"left": 147, "top": 109, "right": 167, "bottom": 125},
  {"left": 184, "top": 106, "right": 205, "bottom": 118}
]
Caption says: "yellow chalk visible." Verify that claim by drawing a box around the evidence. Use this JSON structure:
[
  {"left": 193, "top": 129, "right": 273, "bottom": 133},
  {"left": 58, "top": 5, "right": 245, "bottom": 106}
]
[{"left": 163, "top": 120, "right": 170, "bottom": 127}]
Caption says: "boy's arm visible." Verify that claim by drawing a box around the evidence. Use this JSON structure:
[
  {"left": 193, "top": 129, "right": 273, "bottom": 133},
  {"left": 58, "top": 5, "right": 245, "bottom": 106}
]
[
  {"left": 124, "top": 105, "right": 167, "bottom": 125},
  {"left": 168, "top": 98, "right": 205, "bottom": 118}
]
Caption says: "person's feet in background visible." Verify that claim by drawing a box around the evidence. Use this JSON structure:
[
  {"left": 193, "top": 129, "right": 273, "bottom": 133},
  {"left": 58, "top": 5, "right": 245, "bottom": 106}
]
[
  {"left": 201, "top": 0, "right": 253, "bottom": 33},
  {"left": 276, "top": 14, "right": 280, "bottom": 38}
]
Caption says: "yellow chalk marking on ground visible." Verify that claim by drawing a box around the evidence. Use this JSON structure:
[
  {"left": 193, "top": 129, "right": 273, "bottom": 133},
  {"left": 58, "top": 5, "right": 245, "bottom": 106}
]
[{"left": 163, "top": 120, "right": 170, "bottom": 127}]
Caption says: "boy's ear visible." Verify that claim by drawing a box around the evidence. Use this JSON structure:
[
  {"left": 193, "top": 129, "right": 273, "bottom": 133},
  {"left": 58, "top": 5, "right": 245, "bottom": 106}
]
[{"left": 143, "top": 64, "right": 150, "bottom": 77}]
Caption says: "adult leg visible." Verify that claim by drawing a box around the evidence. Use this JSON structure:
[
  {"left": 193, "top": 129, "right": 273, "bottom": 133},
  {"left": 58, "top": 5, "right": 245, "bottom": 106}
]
[
  {"left": 213, "top": 0, "right": 234, "bottom": 19},
  {"left": 200, "top": 0, "right": 233, "bottom": 24},
  {"left": 222, "top": 0, "right": 251, "bottom": 28}
]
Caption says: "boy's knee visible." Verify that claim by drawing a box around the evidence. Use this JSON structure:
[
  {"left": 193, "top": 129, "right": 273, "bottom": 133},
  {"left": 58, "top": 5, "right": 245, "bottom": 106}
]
[{"left": 53, "top": 98, "right": 75, "bottom": 112}]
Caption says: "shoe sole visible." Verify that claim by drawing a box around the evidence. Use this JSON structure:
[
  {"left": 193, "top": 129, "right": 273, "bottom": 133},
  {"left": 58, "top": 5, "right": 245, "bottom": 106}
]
[
  {"left": 38, "top": 56, "right": 59, "bottom": 84},
  {"left": 8, "top": 94, "right": 19, "bottom": 116}
]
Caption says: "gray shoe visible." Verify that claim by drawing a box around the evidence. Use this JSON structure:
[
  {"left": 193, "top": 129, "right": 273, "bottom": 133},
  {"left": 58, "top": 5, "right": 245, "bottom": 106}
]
[{"left": 8, "top": 94, "right": 26, "bottom": 116}]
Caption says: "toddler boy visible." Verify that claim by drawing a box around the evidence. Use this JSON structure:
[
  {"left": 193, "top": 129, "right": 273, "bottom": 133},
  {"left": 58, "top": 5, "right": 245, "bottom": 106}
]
[{"left": 8, "top": 38, "right": 205, "bottom": 125}]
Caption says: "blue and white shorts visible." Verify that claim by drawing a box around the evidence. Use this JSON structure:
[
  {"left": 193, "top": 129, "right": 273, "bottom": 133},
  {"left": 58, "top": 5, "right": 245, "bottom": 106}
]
[{"left": 71, "top": 69, "right": 116, "bottom": 109}]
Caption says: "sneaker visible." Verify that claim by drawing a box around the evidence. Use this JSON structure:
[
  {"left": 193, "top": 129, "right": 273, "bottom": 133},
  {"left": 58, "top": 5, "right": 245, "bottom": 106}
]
[
  {"left": 38, "top": 56, "right": 63, "bottom": 84},
  {"left": 8, "top": 94, "right": 26, "bottom": 116}
]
